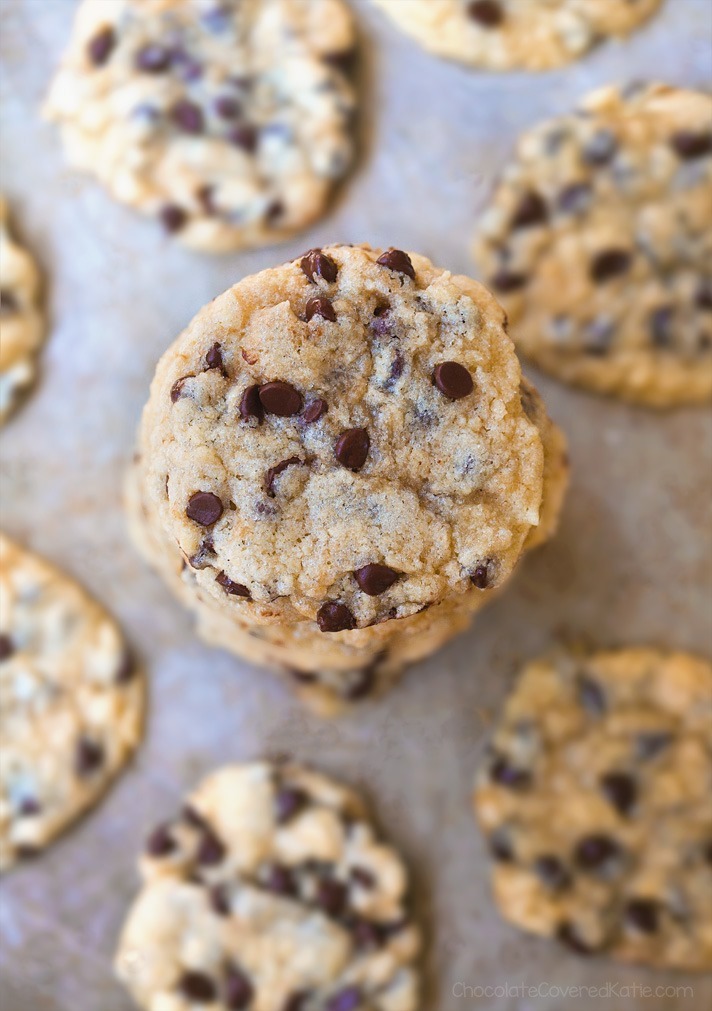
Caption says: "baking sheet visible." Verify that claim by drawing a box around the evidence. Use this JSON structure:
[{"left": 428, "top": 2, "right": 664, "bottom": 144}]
[{"left": 1, "top": 0, "right": 712, "bottom": 1008}]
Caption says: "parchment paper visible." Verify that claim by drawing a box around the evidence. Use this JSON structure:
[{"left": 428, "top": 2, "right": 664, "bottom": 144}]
[{"left": 1, "top": 1, "right": 711, "bottom": 1008}]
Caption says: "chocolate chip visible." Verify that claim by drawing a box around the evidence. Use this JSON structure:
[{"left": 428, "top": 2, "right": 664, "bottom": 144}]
[
  {"left": 171, "top": 375, "right": 194, "bottom": 402},
  {"left": 334, "top": 428, "right": 369, "bottom": 471},
  {"left": 671, "top": 130, "right": 712, "bottom": 160},
  {"left": 385, "top": 352, "right": 404, "bottom": 389},
  {"left": 0, "top": 289, "right": 18, "bottom": 314},
  {"left": 326, "top": 987, "right": 362, "bottom": 1011},
  {"left": 183, "top": 805, "right": 208, "bottom": 829},
  {"left": 18, "top": 797, "right": 41, "bottom": 817},
  {"left": 115, "top": 649, "right": 135, "bottom": 684},
  {"left": 160, "top": 204, "right": 187, "bottom": 233},
  {"left": 649, "top": 306, "right": 674, "bottom": 347},
  {"left": 75, "top": 737, "right": 104, "bottom": 777},
  {"left": 214, "top": 95, "right": 241, "bottom": 119},
  {"left": 135, "top": 43, "right": 171, "bottom": 72},
  {"left": 323, "top": 48, "right": 356, "bottom": 73},
  {"left": 258, "top": 381, "right": 303, "bottom": 417},
  {"left": 433, "top": 361, "right": 474, "bottom": 400},
  {"left": 350, "top": 866, "right": 376, "bottom": 889},
  {"left": 145, "top": 823, "right": 176, "bottom": 857},
  {"left": 225, "top": 964, "right": 254, "bottom": 1010},
  {"left": 574, "top": 834, "right": 620, "bottom": 870},
  {"left": 316, "top": 877, "right": 348, "bottom": 917},
  {"left": 353, "top": 563, "right": 399, "bottom": 596},
  {"left": 305, "top": 296, "right": 336, "bottom": 322},
  {"left": 171, "top": 99, "right": 204, "bottom": 134},
  {"left": 300, "top": 248, "right": 338, "bottom": 283},
  {"left": 376, "top": 248, "right": 415, "bottom": 279},
  {"left": 282, "top": 993, "right": 310, "bottom": 1011},
  {"left": 228, "top": 124, "right": 258, "bottom": 152},
  {"left": 239, "top": 384, "right": 263, "bottom": 423},
  {"left": 302, "top": 398, "right": 327, "bottom": 423},
  {"left": 265, "top": 863, "right": 297, "bottom": 896},
  {"left": 215, "top": 571, "right": 250, "bottom": 598},
  {"left": 0, "top": 634, "right": 14, "bottom": 661},
  {"left": 345, "top": 663, "right": 376, "bottom": 700},
  {"left": 370, "top": 304, "right": 393, "bottom": 337},
  {"left": 534, "top": 855, "right": 571, "bottom": 891},
  {"left": 196, "top": 184, "right": 217, "bottom": 215},
  {"left": 625, "top": 898, "right": 659, "bottom": 933},
  {"left": 275, "top": 786, "right": 309, "bottom": 824},
  {"left": 696, "top": 279, "right": 712, "bottom": 310},
  {"left": 350, "top": 917, "right": 386, "bottom": 950},
  {"left": 178, "top": 971, "right": 216, "bottom": 1002},
  {"left": 557, "top": 921, "right": 595, "bottom": 955},
  {"left": 558, "top": 182, "right": 592, "bottom": 215},
  {"left": 317, "top": 602, "right": 356, "bottom": 633},
  {"left": 491, "top": 269, "right": 527, "bottom": 292},
  {"left": 87, "top": 26, "right": 116, "bottom": 66},
  {"left": 470, "top": 561, "right": 492, "bottom": 589},
  {"left": 600, "top": 772, "right": 637, "bottom": 815},
  {"left": 266, "top": 456, "right": 302, "bottom": 496},
  {"left": 189, "top": 536, "right": 215, "bottom": 569},
  {"left": 197, "top": 829, "right": 226, "bottom": 865},
  {"left": 590, "top": 249, "right": 631, "bottom": 283},
  {"left": 209, "top": 884, "right": 230, "bottom": 915},
  {"left": 204, "top": 343, "right": 224, "bottom": 373},
  {"left": 186, "top": 491, "right": 223, "bottom": 526},
  {"left": 511, "top": 191, "right": 547, "bottom": 229},
  {"left": 578, "top": 676, "right": 606, "bottom": 716},
  {"left": 488, "top": 829, "right": 514, "bottom": 862},
  {"left": 265, "top": 199, "right": 284, "bottom": 223},
  {"left": 490, "top": 756, "right": 531, "bottom": 790},
  {"left": 636, "top": 732, "right": 671, "bottom": 760},
  {"left": 582, "top": 129, "right": 618, "bottom": 166},
  {"left": 467, "top": 0, "right": 503, "bottom": 27}
]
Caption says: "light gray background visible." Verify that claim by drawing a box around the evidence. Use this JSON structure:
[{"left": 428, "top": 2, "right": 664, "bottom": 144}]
[{"left": 1, "top": 0, "right": 711, "bottom": 1008}]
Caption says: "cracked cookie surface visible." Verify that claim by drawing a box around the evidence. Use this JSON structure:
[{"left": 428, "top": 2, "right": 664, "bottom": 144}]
[
  {"left": 0, "top": 534, "right": 143, "bottom": 871},
  {"left": 474, "top": 83, "right": 712, "bottom": 406},
  {"left": 474, "top": 649, "right": 712, "bottom": 969},
  {"left": 371, "top": 0, "right": 661, "bottom": 71},
  {"left": 45, "top": 0, "right": 356, "bottom": 252},
  {"left": 0, "top": 198, "right": 45, "bottom": 424},
  {"left": 115, "top": 761, "right": 420, "bottom": 1010}
]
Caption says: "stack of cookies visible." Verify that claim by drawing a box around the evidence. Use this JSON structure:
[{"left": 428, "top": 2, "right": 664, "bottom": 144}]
[{"left": 128, "top": 242, "right": 568, "bottom": 713}]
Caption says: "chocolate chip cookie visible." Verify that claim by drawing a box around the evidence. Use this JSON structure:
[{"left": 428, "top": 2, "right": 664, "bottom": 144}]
[
  {"left": 0, "top": 198, "right": 45, "bottom": 424},
  {"left": 45, "top": 0, "right": 356, "bottom": 252},
  {"left": 474, "top": 649, "right": 712, "bottom": 969},
  {"left": 128, "top": 243, "right": 567, "bottom": 710},
  {"left": 0, "top": 534, "right": 143, "bottom": 871},
  {"left": 115, "top": 761, "right": 421, "bottom": 1009},
  {"left": 371, "top": 0, "right": 661, "bottom": 71},
  {"left": 474, "top": 83, "right": 712, "bottom": 407}
]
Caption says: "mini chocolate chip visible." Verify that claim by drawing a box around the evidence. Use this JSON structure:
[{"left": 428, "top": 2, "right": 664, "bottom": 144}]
[
  {"left": 75, "top": 737, "right": 104, "bottom": 777},
  {"left": 470, "top": 561, "right": 493, "bottom": 589},
  {"left": 323, "top": 48, "right": 356, "bottom": 73},
  {"left": 18, "top": 797, "right": 41, "bottom": 817},
  {"left": 625, "top": 898, "right": 659, "bottom": 933},
  {"left": 265, "top": 198, "right": 284, "bottom": 222},
  {"left": 671, "top": 130, "right": 712, "bottom": 160},
  {"left": 87, "top": 26, "right": 116, "bottom": 66},
  {"left": 240, "top": 384, "right": 263, "bottom": 423},
  {"left": 160, "top": 204, "right": 187, "bottom": 233},
  {"left": 197, "top": 829, "right": 226, "bottom": 865},
  {"left": 0, "top": 634, "right": 14, "bottom": 661},
  {"left": 302, "top": 398, "right": 327, "bottom": 423},
  {"left": 327, "top": 987, "right": 362, "bottom": 1011},
  {"left": 534, "top": 855, "right": 571, "bottom": 891},
  {"left": 353, "top": 563, "right": 399, "bottom": 596},
  {"left": 282, "top": 993, "right": 310, "bottom": 1011},
  {"left": 488, "top": 829, "right": 514, "bottom": 862},
  {"left": 467, "top": 0, "right": 503, "bottom": 27},
  {"left": 346, "top": 663, "right": 376, "bottom": 700},
  {"left": 170, "top": 375, "right": 194, "bottom": 402},
  {"left": 178, "top": 971, "right": 216, "bottom": 1002},
  {"left": 266, "top": 456, "right": 302, "bottom": 496},
  {"left": 205, "top": 343, "right": 224, "bottom": 372},
  {"left": 209, "top": 884, "right": 230, "bottom": 915},
  {"left": 350, "top": 917, "right": 385, "bottom": 950},
  {"left": 370, "top": 304, "right": 393, "bottom": 337},
  {"left": 216, "top": 571, "right": 251, "bottom": 598},
  {"left": 350, "top": 865, "right": 376, "bottom": 888},
  {"left": 490, "top": 757, "right": 531, "bottom": 790},
  {"left": 574, "top": 834, "right": 620, "bottom": 870},
  {"left": 578, "top": 676, "right": 606, "bottom": 716},
  {"left": 289, "top": 667, "right": 316, "bottom": 684},
  {"left": 582, "top": 129, "right": 618, "bottom": 166},
  {"left": 0, "top": 288, "right": 18, "bottom": 314},
  {"left": 189, "top": 536, "right": 215, "bottom": 569},
  {"left": 590, "top": 249, "right": 631, "bottom": 283},
  {"left": 275, "top": 786, "right": 309, "bottom": 824},
  {"left": 316, "top": 877, "right": 348, "bottom": 917},
  {"left": 649, "top": 306, "right": 674, "bottom": 347},
  {"left": 135, "top": 43, "right": 171, "bottom": 72},
  {"left": 265, "top": 863, "right": 297, "bottom": 896},
  {"left": 115, "top": 649, "right": 135, "bottom": 684},
  {"left": 558, "top": 182, "right": 592, "bottom": 215},
  {"left": 258, "top": 381, "right": 303, "bottom": 417},
  {"left": 305, "top": 296, "right": 336, "bottom": 322},
  {"left": 300, "top": 248, "right": 338, "bottom": 283},
  {"left": 557, "top": 921, "right": 595, "bottom": 955},
  {"left": 196, "top": 184, "right": 217, "bottom": 215},
  {"left": 171, "top": 99, "right": 204, "bottom": 134},
  {"left": 225, "top": 964, "right": 254, "bottom": 1010},
  {"left": 491, "top": 269, "right": 527, "bottom": 292},
  {"left": 317, "top": 601, "right": 356, "bottom": 633},
  {"left": 696, "top": 279, "right": 712, "bottom": 310},
  {"left": 16, "top": 844, "right": 40, "bottom": 861},
  {"left": 636, "top": 731, "right": 671, "bottom": 760},
  {"left": 214, "top": 95, "right": 241, "bottom": 119},
  {"left": 600, "top": 772, "right": 637, "bottom": 815},
  {"left": 229, "top": 124, "right": 258, "bottom": 152},
  {"left": 146, "top": 823, "right": 176, "bottom": 857},
  {"left": 186, "top": 491, "right": 223, "bottom": 526},
  {"left": 334, "top": 428, "right": 369, "bottom": 471},
  {"left": 433, "top": 361, "right": 474, "bottom": 400},
  {"left": 511, "top": 191, "right": 547, "bottom": 229},
  {"left": 376, "top": 248, "right": 415, "bottom": 279}
]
